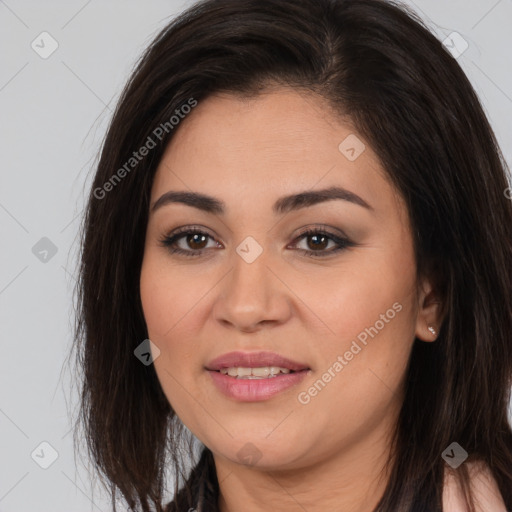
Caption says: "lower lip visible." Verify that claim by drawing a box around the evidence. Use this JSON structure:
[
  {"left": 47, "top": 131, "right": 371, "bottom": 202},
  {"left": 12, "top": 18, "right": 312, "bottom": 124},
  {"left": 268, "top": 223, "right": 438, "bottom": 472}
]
[{"left": 207, "top": 369, "right": 310, "bottom": 401}]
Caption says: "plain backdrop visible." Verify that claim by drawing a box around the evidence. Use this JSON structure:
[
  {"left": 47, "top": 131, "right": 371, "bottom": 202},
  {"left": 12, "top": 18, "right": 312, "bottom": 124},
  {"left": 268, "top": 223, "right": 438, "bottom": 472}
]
[{"left": 1, "top": 1, "right": 511, "bottom": 511}]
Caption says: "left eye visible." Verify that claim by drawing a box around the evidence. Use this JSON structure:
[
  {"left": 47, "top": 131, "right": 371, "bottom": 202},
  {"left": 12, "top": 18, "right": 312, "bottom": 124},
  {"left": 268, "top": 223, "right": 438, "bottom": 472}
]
[{"left": 160, "top": 227, "right": 354, "bottom": 258}]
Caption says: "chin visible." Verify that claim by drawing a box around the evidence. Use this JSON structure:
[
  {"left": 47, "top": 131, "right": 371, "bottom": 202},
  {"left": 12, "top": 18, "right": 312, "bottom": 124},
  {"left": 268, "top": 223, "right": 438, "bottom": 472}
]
[{"left": 212, "top": 439, "right": 306, "bottom": 470}]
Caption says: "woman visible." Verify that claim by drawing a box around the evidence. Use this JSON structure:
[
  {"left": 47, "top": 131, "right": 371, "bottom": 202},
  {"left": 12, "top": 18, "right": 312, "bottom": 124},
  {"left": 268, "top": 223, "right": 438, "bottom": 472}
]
[{"left": 71, "top": 0, "right": 512, "bottom": 510}]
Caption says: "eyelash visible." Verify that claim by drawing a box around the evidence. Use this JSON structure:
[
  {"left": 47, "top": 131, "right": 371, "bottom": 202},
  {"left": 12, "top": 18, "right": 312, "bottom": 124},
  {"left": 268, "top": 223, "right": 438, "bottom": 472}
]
[{"left": 159, "top": 225, "right": 354, "bottom": 258}]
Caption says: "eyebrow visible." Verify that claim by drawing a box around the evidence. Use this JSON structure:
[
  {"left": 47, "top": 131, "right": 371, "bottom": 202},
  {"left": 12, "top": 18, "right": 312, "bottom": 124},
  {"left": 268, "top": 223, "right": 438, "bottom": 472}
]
[{"left": 151, "top": 186, "right": 374, "bottom": 216}]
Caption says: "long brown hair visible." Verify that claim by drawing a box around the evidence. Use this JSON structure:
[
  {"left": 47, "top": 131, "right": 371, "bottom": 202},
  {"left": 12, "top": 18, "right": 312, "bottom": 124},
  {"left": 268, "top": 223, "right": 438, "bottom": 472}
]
[{"left": 70, "top": 0, "right": 512, "bottom": 510}]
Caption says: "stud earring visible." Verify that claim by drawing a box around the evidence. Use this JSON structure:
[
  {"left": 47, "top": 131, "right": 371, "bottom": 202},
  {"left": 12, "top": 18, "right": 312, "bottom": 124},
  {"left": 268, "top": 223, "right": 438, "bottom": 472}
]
[{"left": 427, "top": 325, "right": 437, "bottom": 336}]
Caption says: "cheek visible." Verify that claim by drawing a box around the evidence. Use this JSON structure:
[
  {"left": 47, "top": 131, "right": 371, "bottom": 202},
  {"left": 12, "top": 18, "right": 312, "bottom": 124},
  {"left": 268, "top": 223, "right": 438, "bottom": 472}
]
[
  {"left": 293, "top": 287, "right": 415, "bottom": 454},
  {"left": 140, "top": 250, "right": 201, "bottom": 340},
  {"left": 139, "top": 254, "right": 199, "bottom": 416},
  {"left": 139, "top": 251, "right": 208, "bottom": 381},
  {"left": 139, "top": 268, "right": 168, "bottom": 340},
  {"left": 292, "top": 248, "right": 416, "bottom": 355},
  {"left": 295, "top": 243, "right": 417, "bottom": 412}
]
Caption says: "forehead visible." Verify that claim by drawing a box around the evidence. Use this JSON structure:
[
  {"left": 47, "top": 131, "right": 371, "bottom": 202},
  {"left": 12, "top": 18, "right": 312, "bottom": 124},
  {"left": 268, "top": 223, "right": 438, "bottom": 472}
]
[{"left": 150, "top": 88, "right": 400, "bottom": 219}]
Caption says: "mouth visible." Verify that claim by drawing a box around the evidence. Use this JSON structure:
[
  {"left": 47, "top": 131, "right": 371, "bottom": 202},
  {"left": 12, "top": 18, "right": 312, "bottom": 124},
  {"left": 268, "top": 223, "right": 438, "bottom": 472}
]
[
  {"left": 213, "top": 366, "right": 304, "bottom": 379},
  {"left": 205, "top": 350, "right": 310, "bottom": 373},
  {"left": 205, "top": 351, "right": 311, "bottom": 401},
  {"left": 206, "top": 367, "right": 310, "bottom": 401}
]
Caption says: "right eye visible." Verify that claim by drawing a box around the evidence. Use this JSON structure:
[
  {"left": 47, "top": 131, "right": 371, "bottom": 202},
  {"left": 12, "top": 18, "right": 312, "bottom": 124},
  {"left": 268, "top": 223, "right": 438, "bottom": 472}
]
[{"left": 160, "top": 227, "right": 220, "bottom": 257}]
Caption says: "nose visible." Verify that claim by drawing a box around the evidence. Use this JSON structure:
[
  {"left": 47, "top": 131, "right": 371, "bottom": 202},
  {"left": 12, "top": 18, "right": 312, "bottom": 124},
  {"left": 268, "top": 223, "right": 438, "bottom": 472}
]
[{"left": 212, "top": 246, "right": 292, "bottom": 333}]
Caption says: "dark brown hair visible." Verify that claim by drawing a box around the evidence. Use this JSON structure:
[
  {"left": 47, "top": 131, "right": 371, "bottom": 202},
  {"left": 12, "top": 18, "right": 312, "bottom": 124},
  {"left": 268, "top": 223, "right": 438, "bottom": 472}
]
[{"left": 70, "top": 0, "right": 512, "bottom": 510}]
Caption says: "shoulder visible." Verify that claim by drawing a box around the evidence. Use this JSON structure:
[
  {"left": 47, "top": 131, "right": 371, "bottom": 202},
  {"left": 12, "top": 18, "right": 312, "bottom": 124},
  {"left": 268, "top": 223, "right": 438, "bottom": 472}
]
[{"left": 442, "top": 460, "right": 507, "bottom": 512}]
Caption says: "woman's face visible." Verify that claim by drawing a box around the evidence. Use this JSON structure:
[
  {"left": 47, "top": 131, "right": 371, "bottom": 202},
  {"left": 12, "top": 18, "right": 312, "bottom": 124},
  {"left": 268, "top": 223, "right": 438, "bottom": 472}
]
[{"left": 140, "top": 88, "right": 438, "bottom": 471}]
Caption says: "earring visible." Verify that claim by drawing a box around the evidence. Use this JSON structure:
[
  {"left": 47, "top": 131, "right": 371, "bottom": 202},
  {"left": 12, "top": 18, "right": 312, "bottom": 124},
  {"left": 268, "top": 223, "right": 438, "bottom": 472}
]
[{"left": 427, "top": 325, "right": 437, "bottom": 337}]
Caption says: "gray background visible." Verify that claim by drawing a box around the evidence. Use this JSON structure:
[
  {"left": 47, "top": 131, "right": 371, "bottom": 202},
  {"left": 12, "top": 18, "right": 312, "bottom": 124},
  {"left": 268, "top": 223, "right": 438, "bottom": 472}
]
[{"left": 1, "top": 1, "right": 511, "bottom": 511}]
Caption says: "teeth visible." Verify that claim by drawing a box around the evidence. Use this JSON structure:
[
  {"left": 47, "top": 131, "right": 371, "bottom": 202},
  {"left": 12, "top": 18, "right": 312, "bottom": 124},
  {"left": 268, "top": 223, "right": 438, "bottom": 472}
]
[{"left": 219, "top": 366, "right": 292, "bottom": 378}]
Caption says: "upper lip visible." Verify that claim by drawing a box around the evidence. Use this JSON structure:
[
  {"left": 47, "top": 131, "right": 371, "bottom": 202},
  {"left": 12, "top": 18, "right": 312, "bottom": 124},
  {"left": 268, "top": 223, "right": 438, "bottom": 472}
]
[{"left": 205, "top": 351, "right": 310, "bottom": 372}]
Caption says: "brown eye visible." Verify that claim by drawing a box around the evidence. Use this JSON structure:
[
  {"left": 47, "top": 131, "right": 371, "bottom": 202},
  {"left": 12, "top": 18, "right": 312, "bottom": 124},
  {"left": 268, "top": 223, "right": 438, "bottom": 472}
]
[
  {"left": 291, "top": 228, "right": 354, "bottom": 257},
  {"left": 304, "top": 233, "right": 330, "bottom": 251},
  {"left": 185, "top": 232, "right": 209, "bottom": 250},
  {"left": 160, "top": 227, "right": 219, "bottom": 257},
  {"left": 160, "top": 226, "right": 354, "bottom": 258}
]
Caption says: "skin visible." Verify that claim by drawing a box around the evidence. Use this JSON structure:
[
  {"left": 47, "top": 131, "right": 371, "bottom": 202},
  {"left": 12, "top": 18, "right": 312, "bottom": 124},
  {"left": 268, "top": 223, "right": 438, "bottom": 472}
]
[
  {"left": 139, "top": 87, "right": 445, "bottom": 511},
  {"left": 443, "top": 462, "right": 507, "bottom": 511}
]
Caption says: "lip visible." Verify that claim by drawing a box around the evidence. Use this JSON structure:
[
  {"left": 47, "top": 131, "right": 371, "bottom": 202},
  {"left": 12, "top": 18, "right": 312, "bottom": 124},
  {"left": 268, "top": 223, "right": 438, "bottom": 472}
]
[
  {"left": 205, "top": 351, "right": 310, "bottom": 372},
  {"left": 207, "top": 369, "right": 310, "bottom": 401},
  {"left": 205, "top": 351, "right": 311, "bottom": 402}
]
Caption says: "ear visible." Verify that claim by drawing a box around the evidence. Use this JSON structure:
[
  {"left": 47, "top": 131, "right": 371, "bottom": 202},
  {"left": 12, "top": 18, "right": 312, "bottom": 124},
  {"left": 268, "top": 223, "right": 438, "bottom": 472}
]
[{"left": 415, "top": 275, "right": 443, "bottom": 342}]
